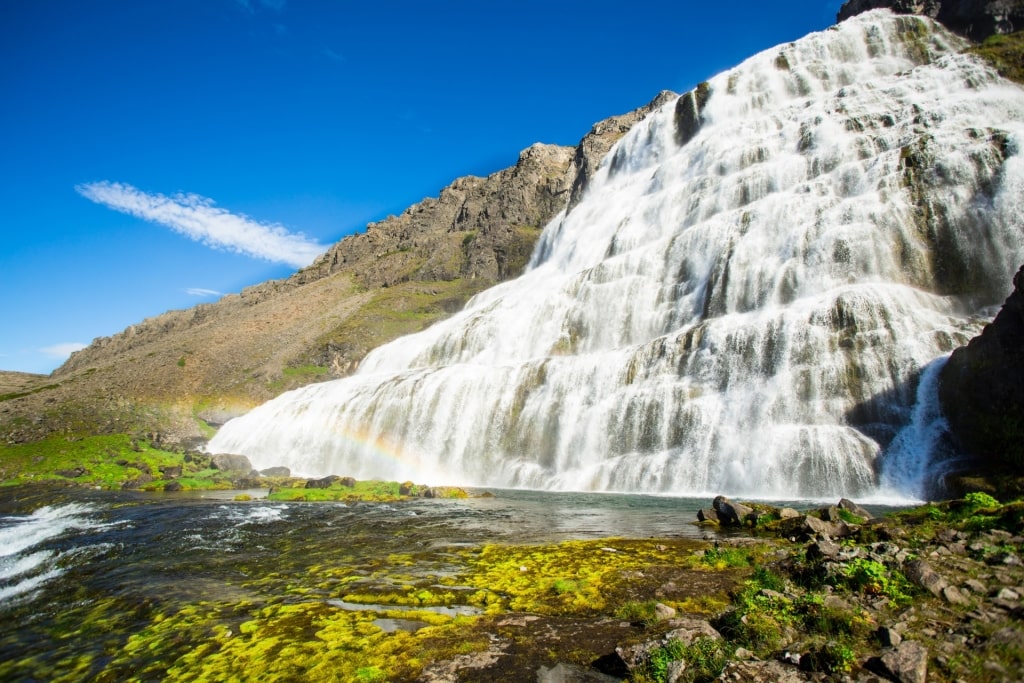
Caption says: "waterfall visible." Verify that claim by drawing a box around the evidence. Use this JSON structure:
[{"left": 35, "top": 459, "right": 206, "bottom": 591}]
[{"left": 208, "top": 11, "right": 1024, "bottom": 499}]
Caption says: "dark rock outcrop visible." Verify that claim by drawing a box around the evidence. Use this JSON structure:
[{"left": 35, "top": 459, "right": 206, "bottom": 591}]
[
  {"left": 565, "top": 90, "right": 677, "bottom": 212},
  {"left": 939, "top": 264, "right": 1024, "bottom": 472},
  {"left": 837, "top": 0, "right": 1024, "bottom": 40}
]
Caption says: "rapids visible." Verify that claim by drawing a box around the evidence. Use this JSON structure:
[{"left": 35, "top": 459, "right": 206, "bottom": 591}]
[{"left": 209, "top": 11, "right": 1024, "bottom": 499}]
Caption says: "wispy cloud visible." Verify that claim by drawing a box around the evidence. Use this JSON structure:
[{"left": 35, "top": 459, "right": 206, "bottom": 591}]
[
  {"left": 235, "top": 0, "right": 287, "bottom": 12},
  {"left": 186, "top": 288, "right": 223, "bottom": 297},
  {"left": 41, "top": 342, "right": 87, "bottom": 360},
  {"left": 323, "top": 47, "right": 346, "bottom": 63},
  {"left": 76, "top": 181, "right": 324, "bottom": 269}
]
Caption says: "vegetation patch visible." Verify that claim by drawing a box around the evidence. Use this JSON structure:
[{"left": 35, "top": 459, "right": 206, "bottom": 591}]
[{"left": 968, "top": 31, "right": 1024, "bottom": 84}]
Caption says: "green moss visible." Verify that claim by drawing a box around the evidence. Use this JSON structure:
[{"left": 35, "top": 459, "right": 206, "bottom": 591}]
[
  {"left": 0, "top": 435, "right": 186, "bottom": 489},
  {"left": 968, "top": 31, "right": 1024, "bottom": 84}
]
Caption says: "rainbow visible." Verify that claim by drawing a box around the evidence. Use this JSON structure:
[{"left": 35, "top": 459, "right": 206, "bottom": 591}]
[{"left": 326, "top": 423, "right": 465, "bottom": 486}]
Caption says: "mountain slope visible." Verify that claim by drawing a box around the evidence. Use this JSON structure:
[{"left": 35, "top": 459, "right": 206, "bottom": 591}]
[{"left": 0, "top": 93, "right": 674, "bottom": 445}]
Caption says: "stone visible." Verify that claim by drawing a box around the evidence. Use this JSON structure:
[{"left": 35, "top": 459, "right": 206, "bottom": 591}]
[
  {"left": 399, "top": 481, "right": 415, "bottom": 496},
  {"left": 339, "top": 476, "right": 357, "bottom": 488},
  {"left": 903, "top": 559, "right": 948, "bottom": 597},
  {"left": 697, "top": 507, "right": 719, "bottom": 523},
  {"left": 712, "top": 496, "right": 753, "bottom": 526},
  {"left": 778, "top": 507, "right": 801, "bottom": 519},
  {"left": 305, "top": 475, "right": 340, "bottom": 489},
  {"left": 259, "top": 466, "right": 291, "bottom": 477},
  {"left": 536, "top": 663, "right": 620, "bottom": 683},
  {"left": 838, "top": 497, "right": 873, "bottom": 520},
  {"left": 807, "top": 538, "right": 842, "bottom": 561},
  {"left": 56, "top": 467, "right": 88, "bottom": 478},
  {"left": 654, "top": 602, "right": 676, "bottom": 620},
  {"left": 163, "top": 481, "right": 182, "bottom": 492},
  {"left": 878, "top": 625, "right": 903, "bottom": 647},
  {"left": 872, "top": 640, "right": 928, "bottom": 683},
  {"left": 942, "top": 585, "right": 971, "bottom": 606},
  {"left": 615, "top": 618, "right": 720, "bottom": 673},
  {"left": 718, "top": 659, "right": 813, "bottom": 682},
  {"left": 158, "top": 464, "right": 182, "bottom": 478},
  {"left": 210, "top": 453, "right": 254, "bottom": 473},
  {"left": 996, "top": 587, "right": 1020, "bottom": 601}
]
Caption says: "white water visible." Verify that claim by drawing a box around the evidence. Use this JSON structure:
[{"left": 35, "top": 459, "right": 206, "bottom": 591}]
[
  {"left": 0, "top": 503, "right": 111, "bottom": 605},
  {"left": 209, "top": 11, "right": 1024, "bottom": 499}
]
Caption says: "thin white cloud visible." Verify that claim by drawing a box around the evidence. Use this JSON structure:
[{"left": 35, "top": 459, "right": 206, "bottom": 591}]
[
  {"left": 323, "top": 47, "right": 346, "bottom": 63},
  {"left": 41, "top": 342, "right": 87, "bottom": 360},
  {"left": 186, "top": 288, "right": 223, "bottom": 297},
  {"left": 76, "top": 181, "right": 324, "bottom": 269},
  {"left": 235, "top": 0, "right": 286, "bottom": 12}
]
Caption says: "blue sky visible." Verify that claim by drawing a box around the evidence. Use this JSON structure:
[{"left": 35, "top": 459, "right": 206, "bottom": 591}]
[{"left": 0, "top": 0, "right": 843, "bottom": 375}]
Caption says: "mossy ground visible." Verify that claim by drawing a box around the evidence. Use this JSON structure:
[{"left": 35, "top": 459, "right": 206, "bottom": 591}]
[
  {"left": 0, "top": 434, "right": 209, "bottom": 490},
  {"left": 968, "top": 31, "right": 1024, "bottom": 84}
]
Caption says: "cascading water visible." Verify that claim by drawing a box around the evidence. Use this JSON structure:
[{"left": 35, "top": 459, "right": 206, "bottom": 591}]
[{"left": 209, "top": 11, "right": 1024, "bottom": 499}]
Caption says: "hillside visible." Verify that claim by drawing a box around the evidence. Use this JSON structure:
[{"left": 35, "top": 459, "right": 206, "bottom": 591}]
[{"left": 0, "top": 92, "right": 674, "bottom": 446}]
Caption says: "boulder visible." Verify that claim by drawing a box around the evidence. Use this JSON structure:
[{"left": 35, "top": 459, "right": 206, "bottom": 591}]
[
  {"left": 712, "top": 496, "right": 753, "bottom": 526},
  {"left": 696, "top": 507, "right": 719, "bottom": 523},
  {"left": 871, "top": 640, "right": 928, "bottom": 683},
  {"left": 614, "top": 618, "right": 721, "bottom": 677},
  {"left": 210, "top": 453, "right": 254, "bottom": 473},
  {"left": 838, "top": 498, "right": 873, "bottom": 520},
  {"left": 305, "top": 475, "right": 340, "bottom": 489},
  {"left": 259, "top": 466, "right": 291, "bottom": 477},
  {"left": 159, "top": 464, "right": 182, "bottom": 478},
  {"left": 903, "top": 559, "right": 949, "bottom": 597}
]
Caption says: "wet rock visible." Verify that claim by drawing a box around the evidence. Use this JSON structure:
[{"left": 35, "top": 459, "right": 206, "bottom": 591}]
[
  {"left": 163, "top": 481, "right": 183, "bottom": 492},
  {"left": 399, "top": 481, "right": 415, "bottom": 496},
  {"left": 339, "top": 476, "right": 357, "bottom": 488},
  {"left": 210, "top": 453, "right": 254, "bottom": 473},
  {"left": 259, "top": 466, "right": 290, "bottom": 477},
  {"left": 712, "top": 496, "right": 753, "bottom": 526},
  {"left": 697, "top": 507, "right": 719, "bottom": 523},
  {"left": 871, "top": 640, "right": 928, "bottom": 683},
  {"left": 903, "top": 559, "right": 948, "bottom": 597}
]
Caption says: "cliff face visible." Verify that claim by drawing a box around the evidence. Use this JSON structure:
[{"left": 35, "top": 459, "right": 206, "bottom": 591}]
[
  {"left": 1, "top": 92, "right": 676, "bottom": 445},
  {"left": 939, "top": 264, "right": 1024, "bottom": 473},
  {"left": 837, "top": 0, "right": 1024, "bottom": 40}
]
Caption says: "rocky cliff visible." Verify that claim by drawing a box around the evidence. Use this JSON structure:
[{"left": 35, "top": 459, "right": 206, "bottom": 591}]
[
  {"left": 0, "top": 91, "right": 675, "bottom": 445},
  {"left": 940, "top": 264, "right": 1024, "bottom": 477},
  {"left": 838, "top": 0, "right": 1024, "bottom": 40}
]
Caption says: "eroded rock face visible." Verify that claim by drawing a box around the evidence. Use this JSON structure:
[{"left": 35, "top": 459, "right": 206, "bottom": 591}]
[
  {"left": 837, "top": 0, "right": 1024, "bottom": 40},
  {"left": 939, "top": 264, "right": 1024, "bottom": 472}
]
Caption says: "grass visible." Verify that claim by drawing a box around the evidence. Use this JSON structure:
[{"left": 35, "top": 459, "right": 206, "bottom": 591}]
[
  {"left": 0, "top": 435, "right": 186, "bottom": 489},
  {"left": 968, "top": 31, "right": 1024, "bottom": 84}
]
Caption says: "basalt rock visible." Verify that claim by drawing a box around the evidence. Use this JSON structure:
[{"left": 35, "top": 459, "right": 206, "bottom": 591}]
[
  {"left": 712, "top": 495, "right": 753, "bottom": 526},
  {"left": 939, "top": 264, "right": 1024, "bottom": 477}
]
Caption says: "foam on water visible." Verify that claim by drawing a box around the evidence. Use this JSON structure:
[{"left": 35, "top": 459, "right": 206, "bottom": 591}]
[{"left": 0, "top": 503, "right": 112, "bottom": 606}]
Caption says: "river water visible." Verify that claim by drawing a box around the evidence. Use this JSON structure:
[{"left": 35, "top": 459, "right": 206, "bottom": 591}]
[{"left": 0, "top": 487, "right": 902, "bottom": 680}]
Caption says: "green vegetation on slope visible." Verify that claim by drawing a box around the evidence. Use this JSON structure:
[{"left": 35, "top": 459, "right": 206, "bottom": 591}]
[{"left": 968, "top": 31, "right": 1024, "bottom": 84}]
